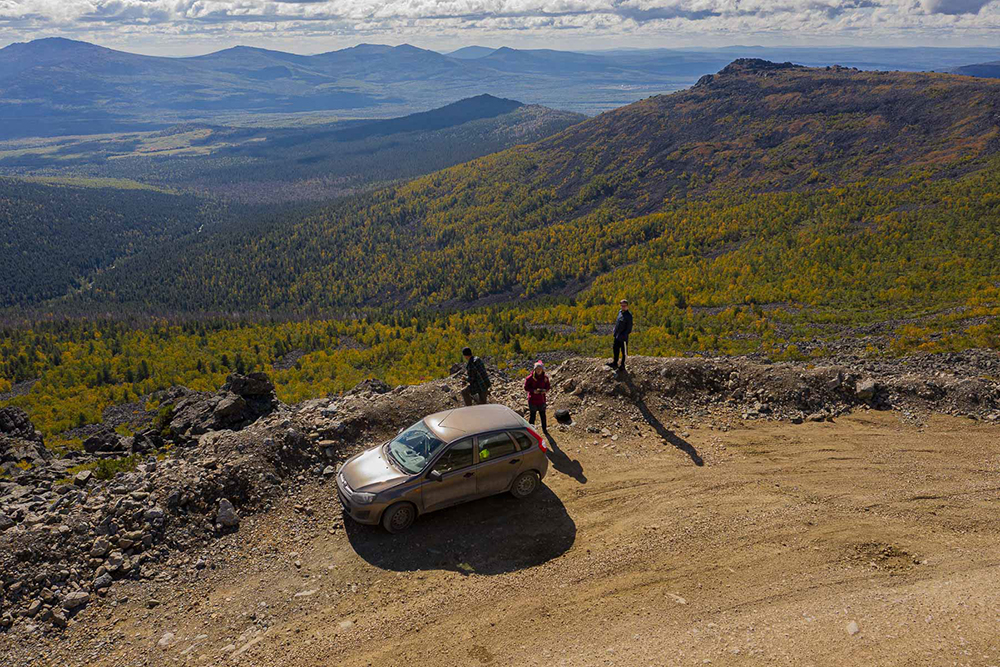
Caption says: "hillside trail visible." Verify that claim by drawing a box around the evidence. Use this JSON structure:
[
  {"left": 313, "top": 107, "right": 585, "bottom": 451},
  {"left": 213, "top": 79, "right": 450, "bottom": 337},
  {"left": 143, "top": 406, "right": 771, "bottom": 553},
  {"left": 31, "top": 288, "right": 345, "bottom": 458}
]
[{"left": 12, "top": 412, "right": 1000, "bottom": 667}]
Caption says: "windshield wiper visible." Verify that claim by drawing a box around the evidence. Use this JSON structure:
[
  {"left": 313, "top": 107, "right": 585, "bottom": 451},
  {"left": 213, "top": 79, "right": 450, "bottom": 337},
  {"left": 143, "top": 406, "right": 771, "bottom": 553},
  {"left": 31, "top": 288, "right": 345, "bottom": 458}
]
[{"left": 383, "top": 444, "right": 408, "bottom": 473}]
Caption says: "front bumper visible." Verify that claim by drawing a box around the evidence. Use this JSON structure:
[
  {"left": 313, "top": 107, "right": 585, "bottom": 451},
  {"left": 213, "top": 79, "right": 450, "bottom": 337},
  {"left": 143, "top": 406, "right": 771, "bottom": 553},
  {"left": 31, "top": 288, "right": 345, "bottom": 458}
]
[{"left": 336, "top": 473, "right": 382, "bottom": 525}]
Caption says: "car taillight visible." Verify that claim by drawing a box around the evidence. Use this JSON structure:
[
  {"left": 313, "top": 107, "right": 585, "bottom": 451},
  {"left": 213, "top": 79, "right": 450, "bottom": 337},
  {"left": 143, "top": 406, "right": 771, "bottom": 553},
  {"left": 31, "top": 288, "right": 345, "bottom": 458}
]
[{"left": 526, "top": 427, "right": 548, "bottom": 452}]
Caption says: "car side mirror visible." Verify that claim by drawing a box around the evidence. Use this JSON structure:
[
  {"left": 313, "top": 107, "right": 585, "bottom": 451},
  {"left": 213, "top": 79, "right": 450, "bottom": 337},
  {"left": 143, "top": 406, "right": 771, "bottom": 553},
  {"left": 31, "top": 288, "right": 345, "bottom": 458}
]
[{"left": 427, "top": 469, "right": 444, "bottom": 482}]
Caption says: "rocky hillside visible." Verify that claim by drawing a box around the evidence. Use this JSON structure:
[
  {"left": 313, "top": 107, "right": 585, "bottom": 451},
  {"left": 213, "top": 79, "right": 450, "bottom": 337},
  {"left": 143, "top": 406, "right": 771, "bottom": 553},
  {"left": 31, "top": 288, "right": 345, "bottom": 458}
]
[
  {"left": 2, "top": 352, "right": 997, "bottom": 633},
  {"left": 532, "top": 59, "right": 1000, "bottom": 206}
]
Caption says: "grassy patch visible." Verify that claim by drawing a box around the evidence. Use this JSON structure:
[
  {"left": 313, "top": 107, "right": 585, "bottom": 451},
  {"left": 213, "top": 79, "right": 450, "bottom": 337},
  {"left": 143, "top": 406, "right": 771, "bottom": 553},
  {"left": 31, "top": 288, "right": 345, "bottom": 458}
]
[
  {"left": 60, "top": 455, "right": 142, "bottom": 484},
  {"left": 18, "top": 175, "right": 174, "bottom": 193},
  {"left": 47, "top": 436, "right": 84, "bottom": 456}
]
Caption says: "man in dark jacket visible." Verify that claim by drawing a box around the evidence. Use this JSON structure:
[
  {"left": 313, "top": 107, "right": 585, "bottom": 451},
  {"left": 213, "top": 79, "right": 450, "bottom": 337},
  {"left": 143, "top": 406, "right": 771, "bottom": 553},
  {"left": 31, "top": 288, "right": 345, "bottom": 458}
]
[
  {"left": 461, "top": 347, "right": 491, "bottom": 406},
  {"left": 608, "top": 299, "right": 633, "bottom": 371}
]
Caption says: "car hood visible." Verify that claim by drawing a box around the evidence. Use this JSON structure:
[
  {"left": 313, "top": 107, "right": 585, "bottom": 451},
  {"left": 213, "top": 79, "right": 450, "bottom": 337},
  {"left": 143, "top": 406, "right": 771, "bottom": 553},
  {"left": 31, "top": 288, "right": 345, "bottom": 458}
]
[{"left": 341, "top": 445, "right": 409, "bottom": 493}]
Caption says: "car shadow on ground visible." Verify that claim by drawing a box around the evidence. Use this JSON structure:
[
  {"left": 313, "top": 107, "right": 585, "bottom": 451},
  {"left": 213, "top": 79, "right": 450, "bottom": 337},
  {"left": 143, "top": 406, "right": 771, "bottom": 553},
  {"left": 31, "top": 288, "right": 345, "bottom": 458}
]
[
  {"left": 542, "top": 428, "right": 587, "bottom": 484},
  {"left": 344, "top": 484, "right": 576, "bottom": 575},
  {"left": 621, "top": 368, "right": 704, "bottom": 467}
]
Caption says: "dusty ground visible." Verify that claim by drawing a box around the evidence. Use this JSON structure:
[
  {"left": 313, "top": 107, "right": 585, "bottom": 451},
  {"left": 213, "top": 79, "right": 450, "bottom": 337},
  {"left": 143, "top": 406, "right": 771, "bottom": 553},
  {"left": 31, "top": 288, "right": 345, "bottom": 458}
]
[{"left": 5, "top": 409, "right": 1000, "bottom": 667}]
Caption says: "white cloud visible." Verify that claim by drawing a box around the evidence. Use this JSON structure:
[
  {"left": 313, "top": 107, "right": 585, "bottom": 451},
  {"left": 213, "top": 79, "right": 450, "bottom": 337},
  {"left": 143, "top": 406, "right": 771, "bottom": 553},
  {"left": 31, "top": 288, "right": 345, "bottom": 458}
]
[
  {"left": 921, "top": 0, "right": 992, "bottom": 13},
  {"left": 2, "top": 0, "right": 1000, "bottom": 50}
]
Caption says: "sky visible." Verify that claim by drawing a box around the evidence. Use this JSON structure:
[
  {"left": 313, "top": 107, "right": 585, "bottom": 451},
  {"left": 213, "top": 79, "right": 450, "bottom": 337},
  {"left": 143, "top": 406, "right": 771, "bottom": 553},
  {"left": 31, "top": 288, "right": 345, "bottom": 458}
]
[{"left": 1, "top": 1, "right": 1000, "bottom": 56}]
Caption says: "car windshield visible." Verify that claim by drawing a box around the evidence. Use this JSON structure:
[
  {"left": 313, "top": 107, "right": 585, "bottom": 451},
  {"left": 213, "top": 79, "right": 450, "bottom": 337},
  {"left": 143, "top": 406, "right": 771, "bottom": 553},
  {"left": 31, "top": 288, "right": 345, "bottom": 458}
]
[{"left": 386, "top": 420, "right": 445, "bottom": 474}]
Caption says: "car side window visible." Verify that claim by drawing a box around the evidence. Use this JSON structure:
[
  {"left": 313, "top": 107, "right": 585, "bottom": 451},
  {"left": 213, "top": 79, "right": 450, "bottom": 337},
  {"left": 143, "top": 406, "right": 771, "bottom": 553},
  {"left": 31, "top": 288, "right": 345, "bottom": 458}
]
[
  {"left": 478, "top": 432, "right": 518, "bottom": 462},
  {"left": 432, "top": 438, "right": 474, "bottom": 474},
  {"left": 511, "top": 431, "right": 534, "bottom": 451}
]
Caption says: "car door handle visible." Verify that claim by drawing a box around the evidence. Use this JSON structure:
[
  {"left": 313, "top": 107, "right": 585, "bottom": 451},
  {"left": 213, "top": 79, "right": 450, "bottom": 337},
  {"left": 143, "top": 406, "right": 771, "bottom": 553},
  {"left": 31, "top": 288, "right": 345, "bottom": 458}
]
[
  {"left": 509, "top": 459, "right": 521, "bottom": 465},
  {"left": 463, "top": 472, "right": 474, "bottom": 478}
]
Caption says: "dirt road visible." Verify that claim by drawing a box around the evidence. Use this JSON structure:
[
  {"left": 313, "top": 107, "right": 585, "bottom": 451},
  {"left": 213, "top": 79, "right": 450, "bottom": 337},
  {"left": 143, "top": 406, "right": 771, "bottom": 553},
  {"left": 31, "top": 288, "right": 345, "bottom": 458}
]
[{"left": 7, "top": 411, "right": 1000, "bottom": 666}]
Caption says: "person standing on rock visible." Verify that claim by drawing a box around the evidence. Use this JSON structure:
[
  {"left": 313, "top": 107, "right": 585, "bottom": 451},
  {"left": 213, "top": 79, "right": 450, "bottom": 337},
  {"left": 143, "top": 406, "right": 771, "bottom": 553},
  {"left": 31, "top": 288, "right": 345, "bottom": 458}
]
[
  {"left": 461, "top": 347, "right": 491, "bottom": 406},
  {"left": 524, "top": 360, "right": 551, "bottom": 432},
  {"left": 607, "top": 298, "right": 633, "bottom": 371}
]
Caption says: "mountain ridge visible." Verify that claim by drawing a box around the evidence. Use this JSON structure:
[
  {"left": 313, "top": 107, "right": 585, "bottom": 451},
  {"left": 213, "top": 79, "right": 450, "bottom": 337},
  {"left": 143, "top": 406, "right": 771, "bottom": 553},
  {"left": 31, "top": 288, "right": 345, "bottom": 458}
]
[
  {"left": 950, "top": 60, "right": 1000, "bottom": 79},
  {"left": 7, "top": 38, "right": 1000, "bottom": 140}
]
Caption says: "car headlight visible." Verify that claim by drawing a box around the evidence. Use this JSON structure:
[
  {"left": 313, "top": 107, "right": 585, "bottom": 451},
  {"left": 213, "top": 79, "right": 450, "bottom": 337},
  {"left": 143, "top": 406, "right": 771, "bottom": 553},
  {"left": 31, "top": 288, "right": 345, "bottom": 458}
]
[{"left": 353, "top": 492, "right": 377, "bottom": 505}]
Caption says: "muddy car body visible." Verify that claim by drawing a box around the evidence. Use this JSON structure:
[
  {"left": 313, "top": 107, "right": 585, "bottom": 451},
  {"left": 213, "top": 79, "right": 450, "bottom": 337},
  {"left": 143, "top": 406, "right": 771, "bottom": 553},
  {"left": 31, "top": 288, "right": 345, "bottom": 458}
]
[{"left": 336, "top": 404, "right": 550, "bottom": 532}]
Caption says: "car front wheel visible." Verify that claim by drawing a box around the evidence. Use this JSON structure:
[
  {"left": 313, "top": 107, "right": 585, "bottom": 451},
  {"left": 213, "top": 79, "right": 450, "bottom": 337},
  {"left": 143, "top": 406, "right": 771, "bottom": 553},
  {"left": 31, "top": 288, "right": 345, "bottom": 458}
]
[
  {"left": 510, "top": 471, "right": 540, "bottom": 499},
  {"left": 381, "top": 502, "right": 416, "bottom": 533}
]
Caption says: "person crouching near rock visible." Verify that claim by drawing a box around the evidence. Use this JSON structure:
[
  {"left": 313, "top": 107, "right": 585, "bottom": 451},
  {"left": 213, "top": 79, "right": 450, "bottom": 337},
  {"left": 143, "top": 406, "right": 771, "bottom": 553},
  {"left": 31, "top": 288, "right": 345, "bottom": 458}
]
[
  {"left": 461, "top": 346, "right": 492, "bottom": 406},
  {"left": 524, "top": 360, "right": 551, "bottom": 432}
]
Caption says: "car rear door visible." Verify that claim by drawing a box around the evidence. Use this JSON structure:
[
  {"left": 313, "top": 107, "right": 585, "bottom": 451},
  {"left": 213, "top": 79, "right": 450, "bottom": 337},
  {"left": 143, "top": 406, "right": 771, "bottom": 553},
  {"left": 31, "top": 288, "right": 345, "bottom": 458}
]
[
  {"left": 421, "top": 437, "right": 476, "bottom": 513},
  {"left": 475, "top": 431, "right": 524, "bottom": 496}
]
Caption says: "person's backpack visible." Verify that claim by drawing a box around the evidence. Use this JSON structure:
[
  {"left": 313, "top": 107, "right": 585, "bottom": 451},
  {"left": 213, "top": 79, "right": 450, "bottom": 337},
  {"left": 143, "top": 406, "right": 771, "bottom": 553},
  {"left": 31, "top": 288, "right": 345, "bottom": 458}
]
[{"left": 477, "top": 358, "right": 491, "bottom": 389}]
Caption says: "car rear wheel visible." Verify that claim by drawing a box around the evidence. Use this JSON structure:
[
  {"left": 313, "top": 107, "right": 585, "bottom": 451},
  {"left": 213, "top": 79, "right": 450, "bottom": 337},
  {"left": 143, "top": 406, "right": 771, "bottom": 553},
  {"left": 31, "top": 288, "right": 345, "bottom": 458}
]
[
  {"left": 381, "top": 502, "right": 416, "bottom": 533},
  {"left": 510, "top": 471, "right": 540, "bottom": 499}
]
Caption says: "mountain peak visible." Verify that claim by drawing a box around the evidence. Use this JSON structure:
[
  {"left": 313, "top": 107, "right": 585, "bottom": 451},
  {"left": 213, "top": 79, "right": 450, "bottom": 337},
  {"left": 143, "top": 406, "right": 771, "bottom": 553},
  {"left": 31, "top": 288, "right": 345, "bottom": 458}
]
[
  {"left": 350, "top": 43, "right": 397, "bottom": 53},
  {"left": 447, "top": 46, "right": 498, "bottom": 59},
  {"left": 4, "top": 37, "right": 102, "bottom": 53},
  {"left": 696, "top": 59, "right": 805, "bottom": 87}
]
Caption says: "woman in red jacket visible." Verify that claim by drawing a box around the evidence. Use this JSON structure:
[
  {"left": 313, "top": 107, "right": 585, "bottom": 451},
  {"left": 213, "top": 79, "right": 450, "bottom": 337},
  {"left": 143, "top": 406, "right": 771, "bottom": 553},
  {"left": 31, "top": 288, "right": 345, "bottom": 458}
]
[{"left": 524, "top": 360, "right": 551, "bottom": 432}]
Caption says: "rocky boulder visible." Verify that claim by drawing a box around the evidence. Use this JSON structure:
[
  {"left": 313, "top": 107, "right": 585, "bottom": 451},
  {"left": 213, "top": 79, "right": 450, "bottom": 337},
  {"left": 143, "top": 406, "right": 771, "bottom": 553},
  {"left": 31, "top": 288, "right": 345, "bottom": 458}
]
[
  {"left": 223, "top": 372, "right": 274, "bottom": 398},
  {"left": 855, "top": 378, "right": 878, "bottom": 402},
  {"left": 216, "top": 498, "right": 240, "bottom": 529},
  {"left": 62, "top": 591, "right": 90, "bottom": 611},
  {"left": 0, "top": 407, "right": 41, "bottom": 442},
  {"left": 127, "top": 429, "right": 163, "bottom": 455},
  {"left": 0, "top": 407, "right": 51, "bottom": 473},
  {"left": 82, "top": 427, "right": 128, "bottom": 454},
  {"left": 345, "top": 378, "right": 392, "bottom": 397}
]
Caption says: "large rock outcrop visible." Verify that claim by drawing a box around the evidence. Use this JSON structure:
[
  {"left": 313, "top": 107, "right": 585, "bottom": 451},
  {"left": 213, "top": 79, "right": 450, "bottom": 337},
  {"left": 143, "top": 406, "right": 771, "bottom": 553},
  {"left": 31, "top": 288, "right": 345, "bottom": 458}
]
[
  {"left": 0, "top": 407, "right": 51, "bottom": 473},
  {"left": 167, "top": 372, "right": 279, "bottom": 442}
]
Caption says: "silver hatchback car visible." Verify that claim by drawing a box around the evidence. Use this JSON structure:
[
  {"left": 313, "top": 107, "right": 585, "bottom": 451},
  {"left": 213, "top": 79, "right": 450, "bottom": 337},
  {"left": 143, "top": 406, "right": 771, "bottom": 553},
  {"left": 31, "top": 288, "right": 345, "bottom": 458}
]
[{"left": 336, "top": 404, "right": 550, "bottom": 532}]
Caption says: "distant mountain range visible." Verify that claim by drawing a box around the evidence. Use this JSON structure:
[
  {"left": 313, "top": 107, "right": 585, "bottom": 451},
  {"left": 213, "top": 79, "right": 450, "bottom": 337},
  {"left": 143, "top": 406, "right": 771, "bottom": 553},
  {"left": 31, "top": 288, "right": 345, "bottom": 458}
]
[
  {"left": 0, "top": 94, "right": 583, "bottom": 204},
  {"left": 4, "top": 38, "right": 1000, "bottom": 140}
]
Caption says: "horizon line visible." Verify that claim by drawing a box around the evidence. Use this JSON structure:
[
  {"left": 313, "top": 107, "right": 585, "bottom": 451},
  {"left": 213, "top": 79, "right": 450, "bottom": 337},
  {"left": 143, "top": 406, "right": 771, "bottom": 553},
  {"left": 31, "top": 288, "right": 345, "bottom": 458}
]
[{"left": 5, "top": 36, "right": 1000, "bottom": 61}]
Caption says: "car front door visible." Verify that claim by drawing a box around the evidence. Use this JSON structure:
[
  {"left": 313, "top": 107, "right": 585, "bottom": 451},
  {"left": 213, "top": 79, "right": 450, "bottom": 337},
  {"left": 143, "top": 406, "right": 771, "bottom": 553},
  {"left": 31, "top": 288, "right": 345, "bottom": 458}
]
[
  {"left": 421, "top": 437, "right": 476, "bottom": 513},
  {"left": 475, "top": 431, "right": 524, "bottom": 496}
]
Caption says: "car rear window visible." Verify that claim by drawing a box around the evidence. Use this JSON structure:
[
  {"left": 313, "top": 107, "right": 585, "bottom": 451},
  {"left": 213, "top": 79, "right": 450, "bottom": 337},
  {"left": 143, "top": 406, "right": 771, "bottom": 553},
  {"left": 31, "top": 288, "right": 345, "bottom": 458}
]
[
  {"left": 511, "top": 431, "right": 534, "bottom": 451},
  {"left": 478, "top": 432, "right": 517, "bottom": 461}
]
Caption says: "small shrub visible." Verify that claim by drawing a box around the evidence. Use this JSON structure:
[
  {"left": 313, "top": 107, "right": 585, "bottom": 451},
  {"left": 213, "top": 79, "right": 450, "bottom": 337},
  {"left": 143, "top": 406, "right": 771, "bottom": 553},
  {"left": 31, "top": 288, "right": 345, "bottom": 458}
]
[
  {"left": 48, "top": 437, "right": 84, "bottom": 456},
  {"left": 154, "top": 404, "right": 174, "bottom": 437},
  {"left": 65, "top": 455, "right": 142, "bottom": 483},
  {"left": 92, "top": 455, "right": 141, "bottom": 480}
]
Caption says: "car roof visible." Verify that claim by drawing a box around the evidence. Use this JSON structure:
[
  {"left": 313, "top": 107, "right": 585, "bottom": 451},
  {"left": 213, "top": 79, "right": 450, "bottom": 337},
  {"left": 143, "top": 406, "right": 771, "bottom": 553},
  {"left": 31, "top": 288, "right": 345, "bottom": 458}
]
[{"left": 423, "top": 404, "right": 526, "bottom": 442}]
